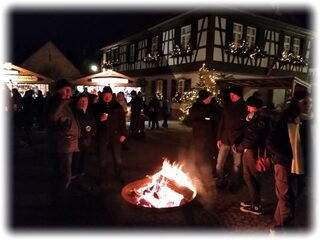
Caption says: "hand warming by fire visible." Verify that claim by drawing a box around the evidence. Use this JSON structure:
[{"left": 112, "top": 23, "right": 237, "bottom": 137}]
[{"left": 121, "top": 159, "right": 197, "bottom": 209}]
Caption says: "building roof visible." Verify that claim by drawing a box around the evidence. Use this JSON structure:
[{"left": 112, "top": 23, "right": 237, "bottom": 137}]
[
  {"left": 2, "top": 62, "right": 54, "bottom": 84},
  {"left": 215, "top": 75, "right": 311, "bottom": 91},
  {"left": 73, "top": 69, "right": 136, "bottom": 87},
  {"left": 22, "top": 41, "right": 83, "bottom": 81}
]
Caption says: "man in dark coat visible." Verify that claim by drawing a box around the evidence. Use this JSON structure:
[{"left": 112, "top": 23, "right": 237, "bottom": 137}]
[
  {"left": 215, "top": 85, "right": 247, "bottom": 190},
  {"left": 188, "top": 90, "right": 216, "bottom": 202},
  {"left": 129, "top": 90, "right": 145, "bottom": 135},
  {"left": 45, "top": 79, "right": 80, "bottom": 193},
  {"left": 267, "top": 91, "right": 312, "bottom": 233},
  {"left": 188, "top": 90, "right": 214, "bottom": 165},
  {"left": 94, "top": 86, "right": 127, "bottom": 183},
  {"left": 234, "top": 96, "right": 271, "bottom": 215}
]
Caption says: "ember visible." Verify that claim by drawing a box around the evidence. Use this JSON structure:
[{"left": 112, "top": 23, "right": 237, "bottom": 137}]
[{"left": 121, "top": 159, "right": 197, "bottom": 208}]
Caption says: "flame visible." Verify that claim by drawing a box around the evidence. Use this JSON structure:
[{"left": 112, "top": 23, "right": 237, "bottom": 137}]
[{"left": 134, "top": 159, "right": 196, "bottom": 208}]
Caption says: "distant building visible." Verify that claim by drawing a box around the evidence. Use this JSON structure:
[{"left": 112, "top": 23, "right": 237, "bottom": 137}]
[
  {"left": 22, "top": 41, "right": 83, "bottom": 85},
  {"left": 100, "top": 8, "right": 313, "bottom": 107}
]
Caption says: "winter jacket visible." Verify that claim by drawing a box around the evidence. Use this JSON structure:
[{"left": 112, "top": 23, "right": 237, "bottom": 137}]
[
  {"left": 94, "top": 98, "right": 126, "bottom": 144},
  {"left": 236, "top": 112, "right": 271, "bottom": 153},
  {"left": 74, "top": 107, "right": 96, "bottom": 147},
  {"left": 46, "top": 94, "right": 80, "bottom": 153},
  {"left": 267, "top": 116, "right": 310, "bottom": 172},
  {"left": 216, "top": 98, "right": 247, "bottom": 145},
  {"left": 188, "top": 100, "right": 215, "bottom": 140}
]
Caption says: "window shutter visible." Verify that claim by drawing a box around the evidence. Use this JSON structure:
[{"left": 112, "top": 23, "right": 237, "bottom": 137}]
[
  {"left": 300, "top": 38, "right": 306, "bottom": 56},
  {"left": 174, "top": 27, "right": 181, "bottom": 46},
  {"left": 171, "top": 79, "right": 177, "bottom": 99},
  {"left": 256, "top": 27, "right": 265, "bottom": 48},
  {"left": 190, "top": 19, "right": 197, "bottom": 47},
  {"left": 151, "top": 80, "right": 156, "bottom": 94},
  {"left": 126, "top": 45, "right": 130, "bottom": 63},
  {"left": 147, "top": 37, "right": 151, "bottom": 53},
  {"left": 134, "top": 43, "right": 139, "bottom": 61},
  {"left": 158, "top": 34, "right": 163, "bottom": 53},
  {"left": 184, "top": 79, "right": 192, "bottom": 91},
  {"left": 163, "top": 80, "right": 167, "bottom": 98},
  {"left": 225, "top": 18, "right": 233, "bottom": 44}
]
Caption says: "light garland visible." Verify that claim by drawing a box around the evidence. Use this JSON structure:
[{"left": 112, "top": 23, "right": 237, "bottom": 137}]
[
  {"left": 173, "top": 63, "right": 219, "bottom": 121},
  {"left": 278, "top": 51, "right": 308, "bottom": 66},
  {"left": 143, "top": 51, "right": 161, "bottom": 63},
  {"left": 225, "top": 40, "right": 266, "bottom": 59},
  {"left": 170, "top": 43, "right": 193, "bottom": 58}
]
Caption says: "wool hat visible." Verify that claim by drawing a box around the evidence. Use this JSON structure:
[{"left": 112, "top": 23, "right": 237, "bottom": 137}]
[
  {"left": 55, "top": 79, "right": 73, "bottom": 91},
  {"left": 246, "top": 96, "right": 263, "bottom": 108},
  {"left": 102, "top": 86, "right": 113, "bottom": 94},
  {"left": 228, "top": 85, "right": 243, "bottom": 97},
  {"left": 198, "top": 89, "right": 212, "bottom": 101}
]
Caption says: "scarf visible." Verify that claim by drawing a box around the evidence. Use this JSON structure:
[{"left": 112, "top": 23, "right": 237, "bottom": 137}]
[{"left": 288, "top": 116, "right": 304, "bottom": 174}]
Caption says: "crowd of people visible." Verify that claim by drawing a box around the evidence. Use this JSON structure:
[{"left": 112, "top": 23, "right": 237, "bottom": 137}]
[
  {"left": 9, "top": 78, "right": 312, "bottom": 233},
  {"left": 187, "top": 85, "right": 312, "bottom": 234}
]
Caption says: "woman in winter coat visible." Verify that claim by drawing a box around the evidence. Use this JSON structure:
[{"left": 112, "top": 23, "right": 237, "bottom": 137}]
[
  {"left": 267, "top": 91, "right": 312, "bottom": 232},
  {"left": 72, "top": 93, "right": 96, "bottom": 178}
]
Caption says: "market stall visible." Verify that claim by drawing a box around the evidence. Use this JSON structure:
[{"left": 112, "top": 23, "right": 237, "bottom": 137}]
[
  {"left": 73, "top": 69, "right": 139, "bottom": 100},
  {"left": 2, "top": 62, "right": 54, "bottom": 96}
]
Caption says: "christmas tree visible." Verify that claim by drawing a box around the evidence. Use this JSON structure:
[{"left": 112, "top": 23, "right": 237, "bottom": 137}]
[{"left": 173, "top": 63, "right": 218, "bottom": 120}]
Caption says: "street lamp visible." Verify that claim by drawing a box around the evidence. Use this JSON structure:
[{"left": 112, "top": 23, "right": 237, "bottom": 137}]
[{"left": 90, "top": 65, "right": 98, "bottom": 72}]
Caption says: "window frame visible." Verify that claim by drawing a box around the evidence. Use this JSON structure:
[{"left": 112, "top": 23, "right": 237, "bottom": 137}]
[
  {"left": 284, "top": 35, "right": 291, "bottom": 52},
  {"left": 180, "top": 24, "right": 192, "bottom": 48},
  {"left": 292, "top": 38, "right": 301, "bottom": 55},
  {"left": 246, "top": 26, "right": 256, "bottom": 47},
  {"left": 233, "top": 22, "right": 243, "bottom": 45}
]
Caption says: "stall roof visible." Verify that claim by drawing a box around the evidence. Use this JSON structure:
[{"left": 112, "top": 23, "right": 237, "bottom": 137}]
[
  {"left": 215, "top": 76, "right": 311, "bottom": 90},
  {"left": 73, "top": 69, "right": 136, "bottom": 87},
  {"left": 2, "top": 62, "right": 54, "bottom": 84}
]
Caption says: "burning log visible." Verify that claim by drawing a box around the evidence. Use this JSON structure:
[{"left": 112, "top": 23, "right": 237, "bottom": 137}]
[
  {"left": 121, "top": 159, "right": 197, "bottom": 208},
  {"left": 166, "top": 179, "right": 195, "bottom": 202}
]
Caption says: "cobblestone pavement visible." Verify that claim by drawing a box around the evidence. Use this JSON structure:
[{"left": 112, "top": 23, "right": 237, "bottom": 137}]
[{"left": 9, "top": 121, "right": 311, "bottom": 235}]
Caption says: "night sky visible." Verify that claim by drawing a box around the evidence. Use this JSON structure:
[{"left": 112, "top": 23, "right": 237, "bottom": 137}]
[{"left": 8, "top": 7, "right": 311, "bottom": 74}]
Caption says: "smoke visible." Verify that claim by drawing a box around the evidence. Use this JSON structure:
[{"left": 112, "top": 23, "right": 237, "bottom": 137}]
[{"left": 177, "top": 147, "right": 217, "bottom": 211}]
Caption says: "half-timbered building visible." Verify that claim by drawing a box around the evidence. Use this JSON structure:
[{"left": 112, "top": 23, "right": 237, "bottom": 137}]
[{"left": 100, "top": 8, "right": 313, "bottom": 108}]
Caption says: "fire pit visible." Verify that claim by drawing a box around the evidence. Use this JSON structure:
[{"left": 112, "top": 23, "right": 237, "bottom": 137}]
[{"left": 121, "top": 159, "right": 197, "bottom": 209}]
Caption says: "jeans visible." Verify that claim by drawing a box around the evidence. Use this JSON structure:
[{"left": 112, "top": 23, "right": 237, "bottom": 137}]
[
  {"left": 98, "top": 141, "right": 123, "bottom": 179},
  {"left": 216, "top": 143, "right": 242, "bottom": 183},
  {"left": 242, "top": 149, "right": 260, "bottom": 205}
]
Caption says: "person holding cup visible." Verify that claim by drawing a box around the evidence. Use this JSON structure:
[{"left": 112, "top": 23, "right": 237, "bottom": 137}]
[{"left": 94, "top": 86, "right": 127, "bottom": 184}]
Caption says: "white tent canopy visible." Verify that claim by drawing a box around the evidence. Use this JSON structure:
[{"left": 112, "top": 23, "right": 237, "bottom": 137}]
[{"left": 73, "top": 69, "right": 136, "bottom": 87}]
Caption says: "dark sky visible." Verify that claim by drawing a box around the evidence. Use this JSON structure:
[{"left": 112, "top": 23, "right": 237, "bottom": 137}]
[{"left": 8, "top": 7, "right": 311, "bottom": 74}]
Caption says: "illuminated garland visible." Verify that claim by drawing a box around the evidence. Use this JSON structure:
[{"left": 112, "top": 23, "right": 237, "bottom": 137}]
[
  {"left": 278, "top": 51, "right": 308, "bottom": 66},
  {"left": 225, "top": 40, "right": 266, "bottom": 59},
  {"left": 143, "top": 51, "right": 161, "bottom": 63},
  {"left": 170, "top": 43, "right": 193, "bottom": 58},
  {"left": 173, "top": 63, "right": 219, "bottom": 121}
]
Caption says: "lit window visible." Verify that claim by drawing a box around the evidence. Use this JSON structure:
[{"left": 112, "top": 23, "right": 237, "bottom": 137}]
[
  {"left": 156, "top": 80, "right": 163, "bottom": 97},
  {"left": 151, "top": 36, "right": 158, "bottom": 53},
  {"left": 181, "top": 25, "right": 191, "bottom": 48},
  {"left": 293, "top": 38, "right": 300, "bottom": 55},
  {"left": 284, "top": 35, "right": 291, "bottom": 52},
  {"left": 233, "top": 23, "right": 243, "bottom": 44},
  {"left": 246, "top": 26, "right": 256, "bottom": 47}
]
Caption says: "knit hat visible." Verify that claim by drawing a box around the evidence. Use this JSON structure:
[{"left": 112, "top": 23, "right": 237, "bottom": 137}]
[
  {"left": 55, "top": 79, "right": 73, "bottom": 91},
  {"left": 102, "top": 86, "right": 113, "bottom": 94},
  {"left": 198, "top": 90, "right": 212, "bottom": 101},
  {"left": 246, "top": 96, "right": 263, "bottom": 108},
  {"left": 229, "top": 85, "right": 243, "bottom": 97}
]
